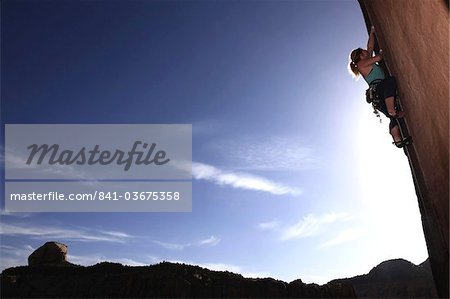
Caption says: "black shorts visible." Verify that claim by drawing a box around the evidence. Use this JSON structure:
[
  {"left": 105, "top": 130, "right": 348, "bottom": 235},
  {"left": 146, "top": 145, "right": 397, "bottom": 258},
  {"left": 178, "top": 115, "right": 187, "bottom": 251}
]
[
  {"left": 374, "top": 76, "right": 398, "bottom": 131},
  {"left": 375, "top": 76, "right": 397, "bottom": 100}
]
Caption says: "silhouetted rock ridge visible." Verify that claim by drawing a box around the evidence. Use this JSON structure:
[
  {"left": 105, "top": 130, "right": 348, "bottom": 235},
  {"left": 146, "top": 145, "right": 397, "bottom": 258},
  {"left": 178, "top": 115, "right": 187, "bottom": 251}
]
[
  {"left": 1, "top": 261, "right": 355, "bottom": 298},
  {"left": 331, "top": 258, "right": 438, "bottom": 298}
]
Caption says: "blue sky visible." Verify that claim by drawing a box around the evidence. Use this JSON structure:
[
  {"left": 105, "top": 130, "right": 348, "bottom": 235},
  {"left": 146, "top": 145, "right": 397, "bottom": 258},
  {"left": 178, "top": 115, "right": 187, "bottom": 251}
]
[{"left": 1, "top": 0, "right": 427, "bottom": 284}]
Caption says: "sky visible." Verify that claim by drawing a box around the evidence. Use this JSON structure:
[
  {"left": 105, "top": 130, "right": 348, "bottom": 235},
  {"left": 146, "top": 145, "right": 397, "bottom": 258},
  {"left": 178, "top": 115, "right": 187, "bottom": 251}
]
[{"left": 0, "top": 0, "right": 428, "bottom": 284}]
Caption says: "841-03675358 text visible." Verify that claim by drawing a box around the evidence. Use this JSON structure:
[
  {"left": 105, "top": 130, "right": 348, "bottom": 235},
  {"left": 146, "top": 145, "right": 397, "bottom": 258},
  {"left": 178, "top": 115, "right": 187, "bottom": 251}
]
[
  {"left": 5, "top": 181, "right": 192, "bottom": 212},
  {"left": 9, "top": 191, "right": 181, "bottom": 201},
  {"left": 5, "top": 125, "right": 192, "bottom": 212}
]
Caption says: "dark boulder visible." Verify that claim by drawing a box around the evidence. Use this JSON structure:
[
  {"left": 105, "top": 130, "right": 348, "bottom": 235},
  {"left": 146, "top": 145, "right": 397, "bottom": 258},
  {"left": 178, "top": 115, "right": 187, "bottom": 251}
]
[{"left": 28, "top": 241, "right": 68, "bottom": 266}]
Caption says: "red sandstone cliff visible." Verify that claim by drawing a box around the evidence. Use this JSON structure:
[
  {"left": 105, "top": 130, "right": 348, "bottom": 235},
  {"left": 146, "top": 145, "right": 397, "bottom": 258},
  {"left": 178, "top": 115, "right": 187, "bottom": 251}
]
[{"left": 358, "top": 1, "right": 449, "bottom": 298}]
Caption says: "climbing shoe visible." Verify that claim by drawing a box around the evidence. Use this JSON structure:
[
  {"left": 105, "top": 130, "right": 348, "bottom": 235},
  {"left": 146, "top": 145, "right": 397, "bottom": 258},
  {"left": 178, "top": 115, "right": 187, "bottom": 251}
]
[{"left": 393, "top": 136, "right": 413, "bottom": 148}]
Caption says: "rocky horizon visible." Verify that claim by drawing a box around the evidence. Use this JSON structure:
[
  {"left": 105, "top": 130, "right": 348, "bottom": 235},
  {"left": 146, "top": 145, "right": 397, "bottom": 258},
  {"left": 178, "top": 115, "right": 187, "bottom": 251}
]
[{"left": 0, "top": 242, "right": 438, "bottom": 298}]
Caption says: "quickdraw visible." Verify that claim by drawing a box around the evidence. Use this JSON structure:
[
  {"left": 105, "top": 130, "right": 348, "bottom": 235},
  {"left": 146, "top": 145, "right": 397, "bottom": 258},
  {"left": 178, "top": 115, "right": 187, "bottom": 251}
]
[{"left": 365, "top": 79, "right": 383, "bottom": 122}]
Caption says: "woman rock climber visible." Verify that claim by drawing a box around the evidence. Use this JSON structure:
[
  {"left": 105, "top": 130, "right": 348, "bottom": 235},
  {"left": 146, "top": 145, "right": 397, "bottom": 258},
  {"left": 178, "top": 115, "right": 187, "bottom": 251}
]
[{"left": 348, "top": 26, "right": 412, "bottom": 148}]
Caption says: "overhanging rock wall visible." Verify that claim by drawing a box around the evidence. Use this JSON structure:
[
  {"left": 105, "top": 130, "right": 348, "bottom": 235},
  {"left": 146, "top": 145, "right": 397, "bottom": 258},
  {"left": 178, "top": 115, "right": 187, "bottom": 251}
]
[{"left": 357, "top": 1, "right": 449, "bottom": 298}]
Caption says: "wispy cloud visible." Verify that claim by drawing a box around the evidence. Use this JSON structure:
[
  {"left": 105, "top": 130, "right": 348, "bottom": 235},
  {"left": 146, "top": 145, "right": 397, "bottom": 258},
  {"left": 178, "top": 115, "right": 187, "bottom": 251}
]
[
  {"left": 192, "top": 120, "right": 224, "bottom": 136},
  {"left": 207, "top": 136, "right": 321, "bottom": 172},
  {"left": 259, "top": 213, "right": 359, "bottom": 249},
  {"left": 192, "top": 162, "right": 302, "bottom": 196},
  {"left": 199, "top": 235, "right": 221, "bottom": 246},
  {"left": 153, "top": 240, "right": 188, "bottom": 251},
  {"left": 319, "top": 229, "right": 364, "bottom": 248},
  {"left": 0, "top": 210, "right": 33, "bottom": 218},
  {"left": 0, "top": 222, "right": 133, "bottom": 243},
  {"left": 0, "top": 244, "right": 35, "bottom": 270},
  {"left": 279, "top": 212, "right": 351, "bottom": 241},
  {"left": 3, "top": 146, "right": 104, "bottom": 184},
  {"left": 3, "top": 148, "right": 33, "bottom": 169},
  {"left": 153, "top": 235, "right": 221, "bottom": 251},
  {"left": 257, "top": 212, "right": 351, "bottom": 241},
  {"left": 0, "top": 244, "right": 35, "bottom": 257},
  {"left": 258, "top": 219, "right": 281, "bottom": 231}
]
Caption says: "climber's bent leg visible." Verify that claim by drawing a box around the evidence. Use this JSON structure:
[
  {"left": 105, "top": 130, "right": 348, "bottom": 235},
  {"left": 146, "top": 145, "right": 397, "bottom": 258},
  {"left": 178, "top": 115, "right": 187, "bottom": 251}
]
[
  {"left": 390, "top": 123, "right": 402, "bottom": 143},
  {"left": 385, "top": 96, "right": 396, "bottom": 116},
  {"left": 385, "top": 96, "right": 405, "bottom": 118}
]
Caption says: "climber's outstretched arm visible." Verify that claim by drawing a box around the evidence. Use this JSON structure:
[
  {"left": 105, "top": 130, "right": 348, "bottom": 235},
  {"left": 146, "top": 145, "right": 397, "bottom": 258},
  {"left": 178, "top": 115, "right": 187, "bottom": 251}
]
[{"left": 367, "top": 26, "right": 376, "bottom": 55}]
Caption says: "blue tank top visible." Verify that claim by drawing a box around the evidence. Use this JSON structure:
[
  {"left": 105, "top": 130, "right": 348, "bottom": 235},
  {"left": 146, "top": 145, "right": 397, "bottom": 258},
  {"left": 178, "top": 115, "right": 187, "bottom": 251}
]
[{"left": 364, "top": 63, "right": 385, "bottom": 85}]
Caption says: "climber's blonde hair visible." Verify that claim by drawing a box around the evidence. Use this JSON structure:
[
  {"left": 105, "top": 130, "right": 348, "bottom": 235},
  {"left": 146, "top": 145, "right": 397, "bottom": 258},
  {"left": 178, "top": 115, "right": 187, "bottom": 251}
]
[{"left": 348, "top": 48, "right": 363, "bottom": 78}]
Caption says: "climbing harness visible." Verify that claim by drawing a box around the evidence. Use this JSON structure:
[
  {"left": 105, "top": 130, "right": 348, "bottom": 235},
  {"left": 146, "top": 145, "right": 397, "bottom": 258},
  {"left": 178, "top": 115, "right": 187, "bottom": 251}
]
[{"left": 365, "top": 79, "right": 383, "bottom": 122}]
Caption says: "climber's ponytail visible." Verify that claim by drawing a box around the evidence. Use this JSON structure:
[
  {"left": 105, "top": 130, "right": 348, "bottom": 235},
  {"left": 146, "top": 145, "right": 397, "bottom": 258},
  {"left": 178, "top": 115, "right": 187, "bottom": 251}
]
[{"left": 348, "top": 48, "right": 363, "bottom": 78}]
